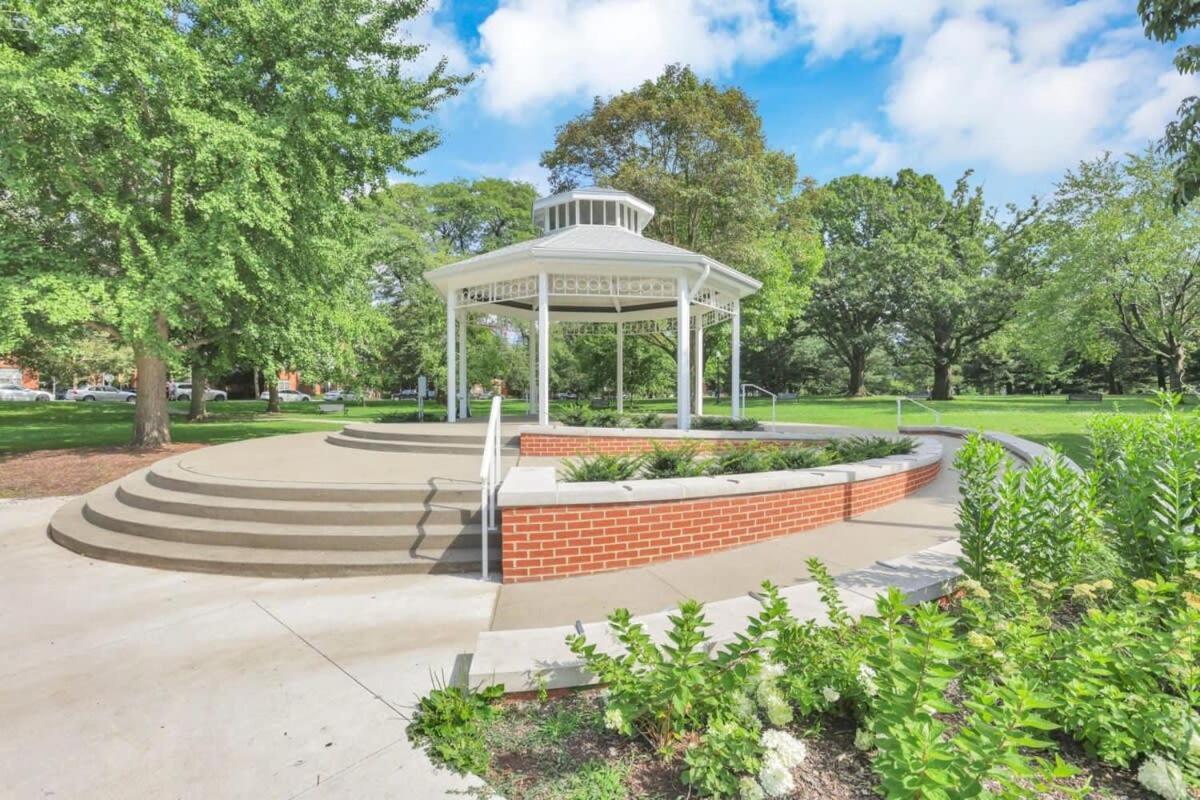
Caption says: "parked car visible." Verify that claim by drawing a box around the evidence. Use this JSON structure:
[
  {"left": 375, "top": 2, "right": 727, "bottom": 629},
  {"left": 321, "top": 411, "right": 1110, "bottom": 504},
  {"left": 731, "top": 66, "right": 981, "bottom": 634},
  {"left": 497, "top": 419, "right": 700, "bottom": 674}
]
[
  {"left": 391, "top": 388, "right": 418, "bottom": 399},
  {"left": 65, "top": 385, "right": 136, "bottom": 402},
  {"left": 258, "top": 388, "right": 311, "bottom": 402},
  {"left": 322, "top": 389, "right": 359, "bottom": 402},
  {"left": 0, "top": 383, "right": 52, "bottom": 402},
  {"left": 173, "top": 383, "right": 227, "bottom": 402}
]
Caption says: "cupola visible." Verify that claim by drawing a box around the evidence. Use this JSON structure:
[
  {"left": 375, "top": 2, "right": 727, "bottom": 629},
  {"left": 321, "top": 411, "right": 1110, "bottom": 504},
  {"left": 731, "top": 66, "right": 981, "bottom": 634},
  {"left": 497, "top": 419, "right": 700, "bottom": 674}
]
[{"left": 531, "top": 187, "right": 654, "bottom": 235}]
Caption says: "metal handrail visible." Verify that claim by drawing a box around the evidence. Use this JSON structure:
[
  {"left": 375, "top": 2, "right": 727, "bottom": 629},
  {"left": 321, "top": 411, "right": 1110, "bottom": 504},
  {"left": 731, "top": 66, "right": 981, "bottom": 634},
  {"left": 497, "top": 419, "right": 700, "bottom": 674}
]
[
  {"left": 896, "top": 396, "right": 941, "bottom": 429},
  {"left": 740, "top": 383, "right": 777, "bottom": 431},
  {"left": 478, "top": 395, "right": 503, "bottom": 579}
]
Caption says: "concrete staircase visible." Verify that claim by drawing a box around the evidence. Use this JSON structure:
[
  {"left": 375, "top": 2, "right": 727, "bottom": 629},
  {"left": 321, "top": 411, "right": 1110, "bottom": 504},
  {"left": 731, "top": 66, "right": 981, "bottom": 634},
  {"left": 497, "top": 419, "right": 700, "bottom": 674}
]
[
  {"left": 49, "top": 453, "right": 502, "bottom": 578},
  {"left": 325, "top": 423, "right": 519, "bottom": 455}
]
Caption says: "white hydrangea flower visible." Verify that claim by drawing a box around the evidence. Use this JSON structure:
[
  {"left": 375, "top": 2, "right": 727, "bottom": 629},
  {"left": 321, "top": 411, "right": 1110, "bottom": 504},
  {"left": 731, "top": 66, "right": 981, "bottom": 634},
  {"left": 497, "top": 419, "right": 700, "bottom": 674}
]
[
  {"left": 822, "top": 686, "right": 840, "bottom": 704},
  {"left": 738, "top": 776, "right": 765, "bottom": 800},
  {"left": 762, "top": 691, "right": 793, "bottom": 727},
  {"left": 854, "top": 728, "right": 875, "bottom": 752},
  {"left": 1137, "top": 754, "right": 1189, "bottom": 800},
  {"left": 603, "top": 707, "right": 625, "bottom": 732},
  {"left": 762, "top": 728, "right": 807, "bottom": 768},
  {"left": 857, "top": 663, "right": 879, "bottom": 697},
  {"left": 758, "top": 751, "right": 796, "bottom": 798},
  {"left": 760, "top": 661, "right": 786, "bottom": 681},
  {"left": 732, "top": 691, "right": 756, "bottom": 721}
]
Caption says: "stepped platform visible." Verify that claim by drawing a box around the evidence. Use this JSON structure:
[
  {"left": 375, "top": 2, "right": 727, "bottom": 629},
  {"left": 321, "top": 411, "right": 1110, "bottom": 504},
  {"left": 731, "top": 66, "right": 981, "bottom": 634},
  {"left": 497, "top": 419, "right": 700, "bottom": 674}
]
[{"left": 49, "top": 424, "right": 518, "bottom": 578}]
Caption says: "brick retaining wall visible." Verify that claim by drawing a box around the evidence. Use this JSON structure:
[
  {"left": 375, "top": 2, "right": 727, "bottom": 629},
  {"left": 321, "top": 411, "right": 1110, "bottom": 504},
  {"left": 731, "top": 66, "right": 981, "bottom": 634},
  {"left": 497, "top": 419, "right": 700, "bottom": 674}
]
[
  {"left": 519, "top": 432, "right": 817, "bottom": 457},
  {"left": 500, "top": 460, "right": 941, "bottom": 583}
]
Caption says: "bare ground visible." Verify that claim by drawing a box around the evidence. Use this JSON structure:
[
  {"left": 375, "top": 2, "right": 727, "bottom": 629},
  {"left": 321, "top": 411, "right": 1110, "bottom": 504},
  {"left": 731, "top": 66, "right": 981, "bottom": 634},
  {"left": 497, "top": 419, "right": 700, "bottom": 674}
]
[{"left": 0, "top": 444, "right": 205, "bottom": 499}]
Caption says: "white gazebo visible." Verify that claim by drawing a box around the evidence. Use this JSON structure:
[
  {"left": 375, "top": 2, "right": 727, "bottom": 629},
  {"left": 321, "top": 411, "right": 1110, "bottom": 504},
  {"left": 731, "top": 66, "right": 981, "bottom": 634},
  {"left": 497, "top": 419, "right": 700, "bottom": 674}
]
[{"left": 423, "top": 187, "right": 761, "bottom": 431}]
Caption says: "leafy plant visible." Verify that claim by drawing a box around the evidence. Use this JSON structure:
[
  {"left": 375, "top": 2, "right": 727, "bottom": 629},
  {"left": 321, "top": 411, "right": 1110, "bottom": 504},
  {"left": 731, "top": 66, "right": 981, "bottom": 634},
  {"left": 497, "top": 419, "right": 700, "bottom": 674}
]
[
  {"left": 707, "top": 444, "right": 771, "bottom": 475},
  {"left": 590, "top": 408, "right": 625, "bottom": 428},
  {"left": 692, "top": 415, "right": 759, "bottom": 431},
  {"left": 563, "top": 760, "right": 629, "bottom": 800},
  {"left": 407, "top": 678, "right": 505, "bottom": 775},
  {"left": 954, "top": 434, "right": 1006, "bottom": 581},
  {"left": 766, "top": 444, "right": 832, "bottom": 470},
  {"left": 641, "top": 442, "right": 705, "bottom": 479},
  {"left": 561, "top": 453, "right": 644, "bottom": 482},
  {"left": 633, "top": 411, "right": 664, "bottom": 429},
  {"left": 556, "top": 403, "right": 594, "bottom": 427},
  {"left": 825, "top": 435, "right": 916, "bottom": 463},
  {"left": 681, "top": 718, "right": 764, "bottom": 798}
]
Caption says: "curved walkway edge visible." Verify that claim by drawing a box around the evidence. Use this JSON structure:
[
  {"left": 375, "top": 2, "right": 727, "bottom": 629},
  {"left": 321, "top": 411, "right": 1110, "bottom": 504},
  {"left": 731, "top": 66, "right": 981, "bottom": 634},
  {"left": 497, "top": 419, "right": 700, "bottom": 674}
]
[{"left": 468, "top": 428, "right": 1072, "bottom": 693}]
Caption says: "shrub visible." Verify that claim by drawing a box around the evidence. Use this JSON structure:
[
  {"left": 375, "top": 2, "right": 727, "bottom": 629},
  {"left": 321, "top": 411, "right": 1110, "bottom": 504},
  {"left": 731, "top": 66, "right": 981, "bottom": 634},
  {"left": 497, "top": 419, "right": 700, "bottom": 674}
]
[
  {"left": 641, "top": 442, "right": 705, "bottom": 479},
  {"left": 407, "top": 679, "right": 505, "bottom": 775},
  {"left": 766, "top": 444, "right": 832, "bottom": 470},
  {"left": 693, "top": 415, "right": 758, "bottom": 431},
  {"left": 560, "top": 453, "right": 643, "bottom": 482},
  {"left": 590, "top": 408, "right": 625, "bottom": 428},
  {"left": 825, "top": 435, "right": 915, "bottom": 463},
  {"left": 632, "top": 411, "right": 664, "bottom": 429},
  {"left": 707, "top": 444, "right": 772, "bottom": 475},
  {"left": 555, "top": 403, "right": 593, "bottom": 427}
]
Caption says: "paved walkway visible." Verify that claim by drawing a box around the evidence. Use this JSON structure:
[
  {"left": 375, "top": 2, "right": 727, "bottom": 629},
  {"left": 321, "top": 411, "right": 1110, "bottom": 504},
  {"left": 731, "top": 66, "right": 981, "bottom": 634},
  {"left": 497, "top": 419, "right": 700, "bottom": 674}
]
[
  {"left": 0, "top": 496, "right": 496, "bottom": 799},
  {"left": 491, "top": 435, "right": 963, "bottom": 629}
]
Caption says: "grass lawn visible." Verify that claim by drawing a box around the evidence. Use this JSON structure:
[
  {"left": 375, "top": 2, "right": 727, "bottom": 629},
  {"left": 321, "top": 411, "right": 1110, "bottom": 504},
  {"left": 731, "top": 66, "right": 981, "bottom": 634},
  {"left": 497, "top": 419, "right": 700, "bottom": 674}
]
[{"left": 0, "top": 393, "right": 1169, "bottom": 464}]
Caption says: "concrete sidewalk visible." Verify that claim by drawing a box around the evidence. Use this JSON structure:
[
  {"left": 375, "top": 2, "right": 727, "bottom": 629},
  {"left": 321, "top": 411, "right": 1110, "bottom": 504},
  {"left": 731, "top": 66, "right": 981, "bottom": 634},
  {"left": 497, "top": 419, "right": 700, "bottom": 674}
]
[
  {"left": 490, "top": 435, "right": 963, "bottom": 630},
  {"left": 0, "top": 496, "right": 498, "bottom": 800}
]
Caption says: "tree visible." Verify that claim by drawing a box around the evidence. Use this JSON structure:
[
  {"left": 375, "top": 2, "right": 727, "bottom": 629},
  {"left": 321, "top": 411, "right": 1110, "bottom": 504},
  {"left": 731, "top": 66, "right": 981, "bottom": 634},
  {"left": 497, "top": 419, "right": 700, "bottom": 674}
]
[
  {"left": 890, "top": 171, "right": 1036, "bottom": 400},
  {"left": 1139, "top": 0, "right": 1200, "bottom": 205},
  {"left": 540, "top": 64, "right": 822, "bottom": 357},
  {"left": 1035, "top": 150, "right": 1200, "bottom": 391},
  {"left": 806, "top": 175, "right": 909, "bottom": 396},
  {"left": 1, "top": 0, "right": 463, "bottom": 446}
]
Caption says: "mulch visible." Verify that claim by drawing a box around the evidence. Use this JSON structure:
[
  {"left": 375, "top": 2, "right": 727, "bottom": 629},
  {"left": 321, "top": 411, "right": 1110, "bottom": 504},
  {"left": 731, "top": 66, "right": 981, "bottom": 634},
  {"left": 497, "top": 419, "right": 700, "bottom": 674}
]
[{"left": 0, "top": 444, "right": 205, "bottom": 499}]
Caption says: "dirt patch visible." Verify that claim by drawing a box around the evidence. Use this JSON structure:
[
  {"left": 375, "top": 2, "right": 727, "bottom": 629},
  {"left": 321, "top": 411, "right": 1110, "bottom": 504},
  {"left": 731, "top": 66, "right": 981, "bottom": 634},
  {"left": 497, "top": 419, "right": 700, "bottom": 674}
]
[{"left": 0, "top": 444, "right": 205, "bottom": 499}]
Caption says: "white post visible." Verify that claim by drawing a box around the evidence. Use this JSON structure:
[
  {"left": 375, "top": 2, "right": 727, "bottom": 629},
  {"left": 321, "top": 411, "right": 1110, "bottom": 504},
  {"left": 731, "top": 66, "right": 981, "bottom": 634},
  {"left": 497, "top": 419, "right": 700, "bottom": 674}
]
[
  {"left": 676, "top": 276, "right": 691, "bottom": 431},
  {"left": 446, "top": 290, "right": 457, "bottom": 423},
  {"left": 694, "top": 323, "right": 704, "bottom": 416},
  {"left": 731, "top": 300, "right": 741, "bottom": 420},
  {"left": 538, "top": 273, "right": 550, "bottom": 426},
  {"left": 528, "top": 322, "right": 537, "bottom": 417},
  {"left": 458, "top": 310, "right": 468, "bottom": 419},
  {"left": 616, "top": 321, "right": 624, "bottom": 413}
]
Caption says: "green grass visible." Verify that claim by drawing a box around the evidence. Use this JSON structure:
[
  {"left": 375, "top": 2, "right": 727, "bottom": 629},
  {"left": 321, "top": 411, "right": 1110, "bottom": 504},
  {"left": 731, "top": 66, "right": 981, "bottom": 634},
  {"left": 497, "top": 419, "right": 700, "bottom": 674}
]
[
  {"left": 0, "top": 398, "right": 506, "bottom": 455},
  {"left": 0, "top": 393, "right": 1172, "bottom": 463}
]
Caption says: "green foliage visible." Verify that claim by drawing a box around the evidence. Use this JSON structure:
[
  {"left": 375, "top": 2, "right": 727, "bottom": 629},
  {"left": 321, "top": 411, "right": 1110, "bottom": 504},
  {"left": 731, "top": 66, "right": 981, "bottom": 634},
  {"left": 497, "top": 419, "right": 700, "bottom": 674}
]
[
  {"left": 707, "top": 444, "right": 772, "bottom": 476},
  {"left": 692, "top": 415, "right": 759, "bottom": 431},
  {"left": 954, "top": 435, "right": 1007, "bottom": 581},
  {"left": 590, "top": 408, "right": 625, "bottom": 428},
  {"left": 681, "top": 718, "right": 764, "bottom": 798},
  {"left": 641, "top": 443, "right": 705, "bottom": 479},
  {"left": 1090, "top": 401, "right": 1200, "bottom": 576},
  {"left": 407, "top": 679, "right": 505, "bottom": 776},
  {"left": 765, "top": 444, "right": 833, "bottom": 470},
  {"left": 1139, "top": 1, "right": 1200, "bottom": 205},
  {"left": 555, "top": 403, "right": 595, "bottom": 427},
  {"left": 563, "top": 760, "right": 629, "bottom": 800},
  {"left": 560, "top": 453, "right": 644, "bottom": 482},
  {"left": 632, "top": 411, "right": 664, "bottom": 429},
  {"left": 825, "top": 435, "right": 916, "bottom": 463}
]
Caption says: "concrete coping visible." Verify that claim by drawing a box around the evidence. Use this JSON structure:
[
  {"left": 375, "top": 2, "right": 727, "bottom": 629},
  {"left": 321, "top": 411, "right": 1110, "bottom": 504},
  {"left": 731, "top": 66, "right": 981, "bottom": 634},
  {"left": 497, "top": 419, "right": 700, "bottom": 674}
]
[
  {"left": 499, "top": 436, "right": 942, "bottom": 508},
  {"left": 898, "top": 425, "right": 1082, "bottom": 473},
  {"left": 518, "top": 422, "right": 908, "bottom": 443}
]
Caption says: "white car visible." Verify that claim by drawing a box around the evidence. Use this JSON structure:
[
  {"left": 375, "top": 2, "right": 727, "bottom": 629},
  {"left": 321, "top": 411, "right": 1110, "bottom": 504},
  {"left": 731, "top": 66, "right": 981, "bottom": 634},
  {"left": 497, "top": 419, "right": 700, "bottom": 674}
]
[
  {"left": 174, "top": 383, "right": 228, "bottom": 402},
  {"left": 322, "top": 389, "right": 358, "bottom": 402},
  {"left": 259, "top": 388, "right": 311, "bottom": 402},
  {"left": 66, "top": 385, "right": 137, "bottom": 402},
  {"left": 0, "top": 383, "right": 52, "bottom": 402}
]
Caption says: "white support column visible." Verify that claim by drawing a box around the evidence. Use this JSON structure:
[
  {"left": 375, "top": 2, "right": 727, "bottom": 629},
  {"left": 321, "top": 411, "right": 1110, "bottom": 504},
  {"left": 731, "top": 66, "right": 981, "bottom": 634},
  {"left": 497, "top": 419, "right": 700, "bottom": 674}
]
[
  {"left": 731, "top": 300, "right": 741, "bottom": 421},
  {"left": 528, "top": 322, "right": 537, "bottom": 417},
  {"left": 446, "top": 291, "right": 457, "bottom": 423},
  {"left": 457, "top": 310, "right": 468, "bottom": 419},
  {"left": 616, "top": 321, "right": 624, "bottom": 413},
  {"left": 676, "top": 276, "right": 691, "bottom": 431},
  {"left": 537, "top": 273, "right": 550, "bottom": 426},
  {"left": 694, "top": 323, "right": 704, "bottom": 416}
]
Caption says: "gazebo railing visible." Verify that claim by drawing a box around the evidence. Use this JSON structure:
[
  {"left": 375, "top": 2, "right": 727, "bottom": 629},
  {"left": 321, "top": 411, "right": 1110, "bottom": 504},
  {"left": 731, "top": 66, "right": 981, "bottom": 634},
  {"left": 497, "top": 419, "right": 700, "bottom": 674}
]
[
  {"left": 740, "top": 383, "right": 777, "bottom": 431},
  {"left": 479, "top": 395, "right": 503, "bottom": 579}
]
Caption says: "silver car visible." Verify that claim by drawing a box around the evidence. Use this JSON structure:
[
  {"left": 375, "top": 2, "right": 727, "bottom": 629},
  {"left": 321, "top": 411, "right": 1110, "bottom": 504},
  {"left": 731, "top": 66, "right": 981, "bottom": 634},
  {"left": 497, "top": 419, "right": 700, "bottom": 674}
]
[
  {"left": 0, "top": 383, "right": 52, "bottom": 402},
  {"left": 66, "top": 385, "right": 136, "bottom": 402},
  {"left": 174, "top": 383, "right": 228, "bottom": 402},
  {"left": 258, "top": 388, "right": 311, "bottom": 402}
]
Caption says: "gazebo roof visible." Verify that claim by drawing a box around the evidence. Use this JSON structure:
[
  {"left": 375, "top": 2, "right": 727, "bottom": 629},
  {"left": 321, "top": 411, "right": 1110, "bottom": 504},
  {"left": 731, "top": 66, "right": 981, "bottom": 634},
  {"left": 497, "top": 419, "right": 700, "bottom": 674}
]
[{"left": 424, "top": 189, "right": 760, "bottom": 325}]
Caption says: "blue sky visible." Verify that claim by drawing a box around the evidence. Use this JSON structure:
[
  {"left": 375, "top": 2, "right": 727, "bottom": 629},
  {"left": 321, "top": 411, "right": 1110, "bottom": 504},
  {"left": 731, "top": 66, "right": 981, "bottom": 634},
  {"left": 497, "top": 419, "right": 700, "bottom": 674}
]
[{"left": 401, "top": 1, "right": 1199, "bottom": 209}]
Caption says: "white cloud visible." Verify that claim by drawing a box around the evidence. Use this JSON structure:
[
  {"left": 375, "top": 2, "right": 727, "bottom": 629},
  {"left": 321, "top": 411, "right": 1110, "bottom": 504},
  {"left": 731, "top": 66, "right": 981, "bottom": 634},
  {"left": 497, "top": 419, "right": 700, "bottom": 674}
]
[
  {"left": 816, "top": 123, "right": 900, "bottom": 175},
  {"left": 781, "top": 0, "right": 955, "bottom": 59},
  {"left": 1124, "top": 70, "right": 1200, "bottom": 142},
  {"left": 453, "top": 158, "right": 550, "bottom": 193},
  {"left": 398, "top": 0, "right": 472, "bottom": 78},
  {"left": 476, "top": 0, "right": 790, "bottom": 117}
]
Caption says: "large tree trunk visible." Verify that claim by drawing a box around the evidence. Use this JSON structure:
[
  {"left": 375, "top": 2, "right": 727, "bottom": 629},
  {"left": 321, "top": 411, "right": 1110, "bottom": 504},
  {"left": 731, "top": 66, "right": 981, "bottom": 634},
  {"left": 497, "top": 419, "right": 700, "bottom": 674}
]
[
  {"left": 131, "top": 314, "right": 171, "bottom": 448},
  {"left": 1168, "top": 344, "right": 1187, "bottom": 393},
  {"left": 267, "top": 376, "right": 280, "bottom": 413},
  {"left": 187, "top": 362, "right": 208, "bottom": 421},
  {"left": 1155, "top": 356, "right": 1167, "bottom": 391},
  {"left": 253, "top": 368, "right": 261, "bottom": 399},
  {"left": 846, "top": 348, "right": 868, "bottom": 397}
]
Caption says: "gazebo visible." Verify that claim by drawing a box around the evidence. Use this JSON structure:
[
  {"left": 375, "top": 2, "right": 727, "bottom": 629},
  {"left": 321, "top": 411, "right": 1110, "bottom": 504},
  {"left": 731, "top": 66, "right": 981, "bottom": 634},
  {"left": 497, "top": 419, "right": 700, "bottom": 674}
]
[{"left": 423, "top": 187, "right": 761, "bottom": 431}]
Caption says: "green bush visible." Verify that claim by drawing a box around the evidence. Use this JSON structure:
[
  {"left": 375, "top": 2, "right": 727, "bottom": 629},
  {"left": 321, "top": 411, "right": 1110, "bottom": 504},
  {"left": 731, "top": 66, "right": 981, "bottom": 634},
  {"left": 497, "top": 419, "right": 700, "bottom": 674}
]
[
  {"left": 590, "top": 408, "right": 625, "bottom": 428},
  {"left": 707, "top": 444, "right": 772, "bottom": 476},
  {"left": 407, "top": 679, "right": 505, "bottom": 775},
  {"left": 555, "top": 403, "right": 593, "bottom": 427},
  {"left": 766, "top": 444, "right": 832, "bottom": 470},
  {"left": 825, "top": 435, "right": 916, "bottom": 463},
  {"left": 560, "top": 453, "right": 644, "bottom": 482},
  {"left": 692, "top": 415, "right": 758, "bottom": 431},
  {"left": 641, "top": 442, "right": 705, "bottom": 479},
  {"left": 632, "top": 411, "right": 663, "bottom": 429}
]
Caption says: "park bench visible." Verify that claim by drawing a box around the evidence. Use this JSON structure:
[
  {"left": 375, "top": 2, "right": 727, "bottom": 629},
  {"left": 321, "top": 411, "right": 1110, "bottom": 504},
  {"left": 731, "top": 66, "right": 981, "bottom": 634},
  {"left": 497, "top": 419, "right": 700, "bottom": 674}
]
[
  {"left": 780, "top": 392, "right": 798, "bottom": 401},
  {"left": 589, "top": 398, "right": 615, "bottom": 409},
  {"left": 319, "top": 402, "right": 346, "bottom": 415},
  {"left": 1066, "top": 392, "right": 1103, "bottom": 403},
  {"left": 908, "top": 391, "right": 931, "bottom": 400}
]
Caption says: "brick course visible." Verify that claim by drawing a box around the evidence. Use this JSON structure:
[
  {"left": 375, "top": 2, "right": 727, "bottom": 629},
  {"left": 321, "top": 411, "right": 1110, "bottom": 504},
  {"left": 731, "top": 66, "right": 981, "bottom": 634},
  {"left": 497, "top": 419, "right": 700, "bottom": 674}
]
[
  {"left": 520, "top": 432, "right": 815, "bottom": 457},
  {"left": 500, "top": 460, "right": 940, "bottom": 583}
]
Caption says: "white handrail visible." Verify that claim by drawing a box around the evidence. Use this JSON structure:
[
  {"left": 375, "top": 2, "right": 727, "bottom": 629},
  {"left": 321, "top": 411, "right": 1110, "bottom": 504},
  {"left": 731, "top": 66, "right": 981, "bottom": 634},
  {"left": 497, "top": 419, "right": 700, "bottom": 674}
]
[
  {"left": 740, "top": 383, "right": 777, "bottom": 431},
  {"left": 896, "top": 396, "right": 941, "bottom": 428},
  {"left": 478, "top": 395, "right": 503, "bottom": 579}
]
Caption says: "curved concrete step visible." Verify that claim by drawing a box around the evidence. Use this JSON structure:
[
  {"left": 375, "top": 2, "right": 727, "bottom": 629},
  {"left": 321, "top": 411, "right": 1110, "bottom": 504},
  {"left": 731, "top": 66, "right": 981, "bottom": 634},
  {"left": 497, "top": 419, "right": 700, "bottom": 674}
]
[
  {"left": 84, "top": 486, "right": 489, "bottom": 551},
  {"left": 146, "top": 458, "right": 482, "bottom": 503},
  {"left": 325, "top": 432, "right": 500, "bottom": 455},
  {"left": 341, "top": 424, "right": 517, "bottom": 446},
  {"left": 117, "top": 472, "right": 479, "bottom": 525},
  {"left": 52, "top": 498, "right": 500, "bottom": 578}
]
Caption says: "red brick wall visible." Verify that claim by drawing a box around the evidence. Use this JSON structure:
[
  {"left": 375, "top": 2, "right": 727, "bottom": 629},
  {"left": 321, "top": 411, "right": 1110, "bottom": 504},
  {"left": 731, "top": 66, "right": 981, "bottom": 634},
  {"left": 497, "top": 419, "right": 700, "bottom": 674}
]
[
  {"left": 501, "top": 461, "right": 940, "bottom": 583},
  {"left": 520, "top": 432, "right": 813, "bottom": 457}
]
